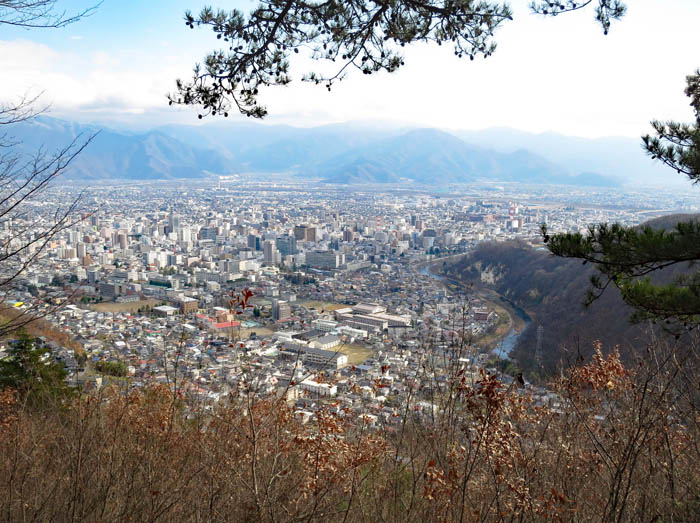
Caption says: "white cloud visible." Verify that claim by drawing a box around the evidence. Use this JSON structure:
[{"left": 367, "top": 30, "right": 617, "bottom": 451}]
[
  {"left": 1, "top": 39, "right": 192, "bottom": 117},
  {"left": 2, "top": 0, "right": 699, "bottom": 137},
  {"left": 0, "top": 39, "right": 58, "bottom": 69},
  {"left": 92, "top": 51, "right": 119, "bottom": 67}
]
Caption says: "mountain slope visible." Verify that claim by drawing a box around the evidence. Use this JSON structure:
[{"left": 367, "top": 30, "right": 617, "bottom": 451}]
[
  {"left": 8, "top": 117, "right": 232, "bottom": 180},
  {"left": 454, "top": 127, "right": 672, "bottom": 186},
  {"left": 446, "top": 214, "right": 700, "bottom": 376},
  {"left": 315, "top": 129, "right": 619, "bottom": 186},
  {"left": 8, "top": 117, "right": 632, "bottom": 185},
  {"left": 447, "top": 241, "right": 644, "bottom": 375}
]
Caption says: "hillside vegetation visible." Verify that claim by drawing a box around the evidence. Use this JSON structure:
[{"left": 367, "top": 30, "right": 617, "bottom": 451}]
[
  {"left": 445, "top": 214, "right": 700, "bottom": 376},
  {"left": 446, "top": 241, "right": 641, "bottom": 373},
  {"left": 1, "top": 338, "right": 698, "bottom": 522}
]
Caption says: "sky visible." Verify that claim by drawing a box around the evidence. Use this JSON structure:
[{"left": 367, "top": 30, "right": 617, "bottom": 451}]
[{"left": 2, "top": 0, "right": 699, "bottom": 137}]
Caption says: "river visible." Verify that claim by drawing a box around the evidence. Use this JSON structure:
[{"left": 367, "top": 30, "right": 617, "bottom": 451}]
[
  {"left": 490, "top": 321, "right": 530, "bottom": 360},
  {"left": 417, "top": 261, "right": 530, "bottom": 360}
]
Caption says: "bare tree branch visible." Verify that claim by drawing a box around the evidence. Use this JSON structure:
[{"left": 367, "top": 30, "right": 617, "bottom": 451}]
[{"left": 0, "top": 0, "right": 101, "bottom": 29}]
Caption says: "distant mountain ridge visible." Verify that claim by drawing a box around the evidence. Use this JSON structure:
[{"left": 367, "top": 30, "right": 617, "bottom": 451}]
[
  {"left": 454, "top": 127, "right": 673, "bottom": 186},
  {"left": 9, "top": 117, "right": 231, "bottom": 181},
  {"left": 5, "top": 116, "right": 643, "bottom": 186},
  {"left": 312, "top": 129, "right": 618, "bottom": 186}
]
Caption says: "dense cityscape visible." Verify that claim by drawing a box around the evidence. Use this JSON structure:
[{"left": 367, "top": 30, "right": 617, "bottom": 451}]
[{"left": 1, "top": 178, "right": 694, "bottom": 420}]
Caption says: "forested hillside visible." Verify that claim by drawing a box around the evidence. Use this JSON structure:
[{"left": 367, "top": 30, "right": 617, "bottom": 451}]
[{"left": 445, "top": 215, "right": 700, "bottom": 375}]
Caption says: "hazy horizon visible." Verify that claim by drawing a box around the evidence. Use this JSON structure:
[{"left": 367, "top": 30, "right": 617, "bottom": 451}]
[{"left": 26, "top": 113, "right": 677, "bottom": 145}]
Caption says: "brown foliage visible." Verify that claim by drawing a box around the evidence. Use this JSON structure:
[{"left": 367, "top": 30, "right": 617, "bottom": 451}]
[
  {"left": 0, "top": 305, "right": 83, "bottom": 354},
  {"left": 1, "top": 341, "right": 699, "bottom": 522}
]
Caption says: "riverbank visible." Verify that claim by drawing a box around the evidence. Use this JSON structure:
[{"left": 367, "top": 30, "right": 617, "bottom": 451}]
[{"left": 417, "top": 259, "right": 531, "bottom": 358}]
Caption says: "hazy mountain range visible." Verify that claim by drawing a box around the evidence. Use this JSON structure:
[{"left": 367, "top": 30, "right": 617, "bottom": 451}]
[
  {"left": 310, "top": 129, "right": 614, "bottom": 186},
  {"left": 6, "top": 116, "right": 673, "bottom": 186},
  {"left": 9, "top": 117, "right": 229, "bottom": 181}
]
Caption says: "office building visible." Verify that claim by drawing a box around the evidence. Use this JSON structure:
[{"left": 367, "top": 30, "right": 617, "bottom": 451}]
[
  {"left": 275, "top": 235, "right": 297, "bottom": 256},
  {"left": 294, "top": 225, "right": 316, "bottom": 242},
  {"left": 306, "top": 250, "right": 344, "bottom": 269}
]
